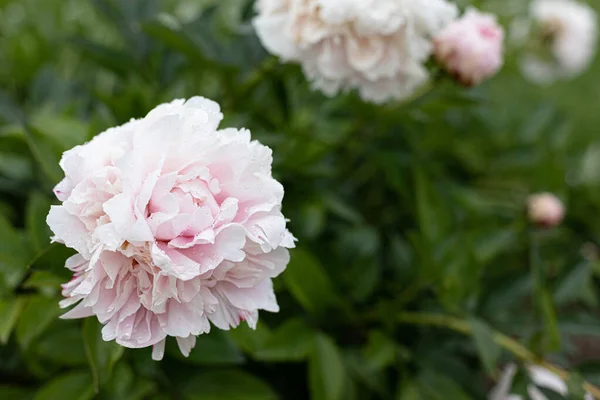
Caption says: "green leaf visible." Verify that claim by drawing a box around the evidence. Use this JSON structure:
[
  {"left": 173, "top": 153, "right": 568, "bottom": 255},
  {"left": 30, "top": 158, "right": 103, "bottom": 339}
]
[
  {"left": 0, "top": 297, "right": 25, "bottom": 344},
  {"left": 309, "top": 333, "right": 346, "bottom": 400},
  {"left": 22, "top": 124, "right": 64, "bottom": 184},
  {"left": 26, "top": 192, "right": 52, "bottom": 254},
  {"left": 16, "top": 295, "right": 61, "bottom": 351},
  {"left": 254, "top": 318, "right": 315, "bottom": 362},
  {"left": 142, "top": 17, "right": 204, "bottom": 62},
  {"left": 468, "top": 318, "right": 501, "bottom": 375},
  {"left": 0, "top": 386, "right": 35, "bottom": 400},
  {"left": 555, "top": 262, "right": 596, "bottom": 306},
  {"left": 30, "top": 109, "right": 89, "bottom": 149},
  {"left": 35, "top": 324, "right": 87, "bottom": 366},
  {"left": 167, "top": 329, "right": 244, "bottom": 365},
  {"left": 362, "top": 330, "right": 397, "bottom": 371},
  {"left": 297, "top": 200, "right": 325, "bottom": 239},
  {"left": 396, "top": 380, "right": 421, "bottom": 400},
  {"left": 182, "top": 369, "right": 278, "bottom": 400},
  {"left": 414, "top": 168, "right": 450, "bottom": 244},
  {"left": 22, "top": 271, "right": 63, "bottom": 296},
  {"left": 70, "top": 37, "right": 137, "bottom": 77},
  {"left": 540, "top": 289, "right": 561, "bottom": 352},
  {"left": 33, "top": 371, "right": 93, "bottom": 400},
  {"left": 566, "top": 372, "right": 586, "bottom": 400},
  {"left": 103, "top": 362, "right": 156, "bottom": 400},
  {"left": 227, "top": 321, "right": 271, "bottom": 354},
  {"left": 82, "top": 319, "right": 124, "bottom": 392},
  {"left": 0, "top": 214, "right": 30, "bottom": 290},
  {"left": 344, "top": 350, "right": 389, "bottom": 398},
  {"left": 283, "top": 248, "right": 340, "bottom": 315},
  {"left": 417, "top": 371, "right": 471, "bottom": 400}
]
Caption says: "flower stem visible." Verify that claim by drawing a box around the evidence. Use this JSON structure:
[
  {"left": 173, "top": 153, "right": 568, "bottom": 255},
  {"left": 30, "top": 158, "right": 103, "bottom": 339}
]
[{"left": 396, "top": 312, "right": 600, "bottom": 398}]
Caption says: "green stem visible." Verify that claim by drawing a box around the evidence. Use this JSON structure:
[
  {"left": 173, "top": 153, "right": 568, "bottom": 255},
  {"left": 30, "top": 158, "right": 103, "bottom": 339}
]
[{"left": 396, "top": 312, "right": 600, "bottom": 399}]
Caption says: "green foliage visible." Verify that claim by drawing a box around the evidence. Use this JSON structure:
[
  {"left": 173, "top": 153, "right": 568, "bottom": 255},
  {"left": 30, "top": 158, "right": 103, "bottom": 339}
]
[{"left": 2, "top": 0, "right": 600, "bottom": 398}]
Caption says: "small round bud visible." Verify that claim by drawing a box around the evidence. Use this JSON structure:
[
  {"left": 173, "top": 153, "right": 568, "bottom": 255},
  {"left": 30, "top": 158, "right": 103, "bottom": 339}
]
[
  {"left": 527, "top": 193, "right": 565, "bottom": 227},
  {"left": 433, "top": 8, "right": 505, "bottom": 86}
]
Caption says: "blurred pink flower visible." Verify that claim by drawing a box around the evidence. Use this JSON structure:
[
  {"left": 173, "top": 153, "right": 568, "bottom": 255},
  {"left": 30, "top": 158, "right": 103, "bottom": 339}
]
[
  {"left": 434, "top": 8, "right": 505, "bottom": 86},
  {"left": 527, "top": 192, "right": 565, "bottom": 228},
  {"left": 47, "top": 97, "right": 295, "bottom": 360}
]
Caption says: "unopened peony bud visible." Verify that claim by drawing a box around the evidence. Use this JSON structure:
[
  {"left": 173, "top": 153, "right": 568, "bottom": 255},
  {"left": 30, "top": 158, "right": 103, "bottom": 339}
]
[
  {"left": 527, "top": 193, "right": 565, "bottom": 227},
  {"left": 434, "top": 8, "right": 505, "bottom": 86}
]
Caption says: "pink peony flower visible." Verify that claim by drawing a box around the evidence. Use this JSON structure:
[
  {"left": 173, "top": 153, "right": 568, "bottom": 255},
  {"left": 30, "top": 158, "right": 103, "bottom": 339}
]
[
  {"left": 46, "top": 97, "right": 295, "bottom": 360},
  {"left": 527, "top": 192, "right": 565, "bottom": 228},
  {"left": 434, "top": 8, "right": 505, "bottom": 86}
]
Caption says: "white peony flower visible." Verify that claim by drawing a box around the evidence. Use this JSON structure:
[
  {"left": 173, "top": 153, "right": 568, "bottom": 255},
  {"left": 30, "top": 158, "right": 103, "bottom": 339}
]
[
  {"left": 253, "top": 0, "right": 458, "bottom": 103},
  {"left": 515, "top": 0, "right": 597, "bottom": 84},
  {"left": 489, "top": 364, "right": 593, "bottom": 400},
  {"left": 47, "top": 97, "right": 295, "bottom": 360}
]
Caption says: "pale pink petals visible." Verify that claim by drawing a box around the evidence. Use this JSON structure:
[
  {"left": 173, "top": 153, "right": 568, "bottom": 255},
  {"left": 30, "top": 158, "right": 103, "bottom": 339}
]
[
  {"left": 47, "top": 97, "right": 294, "bottom": 360},
  {"left": 434, "top": 8, "right": 505, "bottom": 86}
]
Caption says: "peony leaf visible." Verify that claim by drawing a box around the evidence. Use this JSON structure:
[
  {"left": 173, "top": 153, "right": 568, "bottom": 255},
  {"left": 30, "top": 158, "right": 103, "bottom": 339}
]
[
  {"left": 26, "top": 191, "right": 52, "bottom": 254},
  {"left": 416, "top": 371, "right": 471, "bottom": 400},
  {"left": 33, "top": 372, "right": 93, "bottom": 400},
  {"left": 0, "top": 386, "right": 34, "bottom": 400},
  {"left": 254, "top": 318, "right": 315, "bottom": 362},
  {"left": 0, "top": 297, "right": 25, "bottom": 344},
  {"left": 35, "top": 323, "right": 87, "bottom": 366},
  {"left": 469, "top": 317, "right": 501, "bottom": 376},
  {"left": 554, "top": 262, "right": 597, "bottom": 307},
  {"left": 15, "top": 295, "right": 61, "bottom": 351},
  {"left": 540, "top": 289, "right": 561, "bottom": 352},
  {"left": 182, "top": 369, "right": 278, "bottom": 400},
  {"left": 227, "top": 321, "right": 271, "bottom": 354},
  {"left": 0, "top": 213, "right": 30, "bottom": 290},
  {"left": 82, "top": 318, "right": 125, "bottom": 393},
  {"left": 309, "top": 333, "right": 347, "bottom": 400},
  {"left": 166, "top": 330, "right": 244, "bottom": 365},
  {"left": 283, "top": 248, "right": 341, "bottom": 316},
  {"left": 395, "top": 380, "right": 421, "bottom": 400}
]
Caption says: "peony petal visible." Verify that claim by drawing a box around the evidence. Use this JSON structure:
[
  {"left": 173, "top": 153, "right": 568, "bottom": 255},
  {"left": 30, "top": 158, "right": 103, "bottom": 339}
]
[
  {"left": 47, "top": 206, "right": 91, "bottom": 258},
  {"left": 176, "top": 335, "right": 197, "bottom": 357},
  {"left": 152, "top": 339, "right": 166, "bottom": 361}
]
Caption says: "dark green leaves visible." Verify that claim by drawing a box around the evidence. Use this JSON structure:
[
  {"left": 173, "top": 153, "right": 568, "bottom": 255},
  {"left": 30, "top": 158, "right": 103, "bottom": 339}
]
[
  {"left": 309, "top": 333, "right": 347, "bottom": 400},
  {"left": 469, "top": 318, "right": 501, "bottom": 375},
  {"left": 16, "top": 295, "right": 61, "bottom": 351},
  {"left": 254, "top": 318, "right": 314, "bottom": 362},
  {"left": 0, "top": 297, "right": 25, "bottom": 343},
  {"left": 182, "top": 370, "right": 277, "bottom": 400},
  {"left": 26, "top": 192, "right": 52, "bottom": 254},
  {"left": 33, "top": 372, "right": 93, "bottom": 400},
  {"left": 283, "top": 248, "right": 341, "bottom": 316},
  {"left": 82, "top": 319, "right": 124, "bottom": 392},
  {"left": 167, "top": 330, "right": 244, "bottom": 365}
]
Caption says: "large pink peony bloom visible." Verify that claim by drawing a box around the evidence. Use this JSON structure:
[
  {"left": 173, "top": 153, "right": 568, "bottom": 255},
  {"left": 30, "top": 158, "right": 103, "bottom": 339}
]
[
  {"left": 433, "top": 8, "right": 505, "bottom": 86},
  {"left": 47, "top": 97, "right": 295, "bottom": 360}
]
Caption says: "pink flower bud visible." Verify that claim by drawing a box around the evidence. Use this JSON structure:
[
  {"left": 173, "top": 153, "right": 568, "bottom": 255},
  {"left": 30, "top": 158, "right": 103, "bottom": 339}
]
[
  {"left": 527, "top": 193, "right": 565, "bottom": 227},
  {"left": 434, "top": 8, "right": 505, "bottom": 86}
]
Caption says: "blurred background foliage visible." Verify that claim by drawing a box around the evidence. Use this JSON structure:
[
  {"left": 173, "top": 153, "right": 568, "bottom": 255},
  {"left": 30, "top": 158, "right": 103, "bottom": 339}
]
[{"left": 2, "top": 0, "right": 600, "bottom": 399}]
